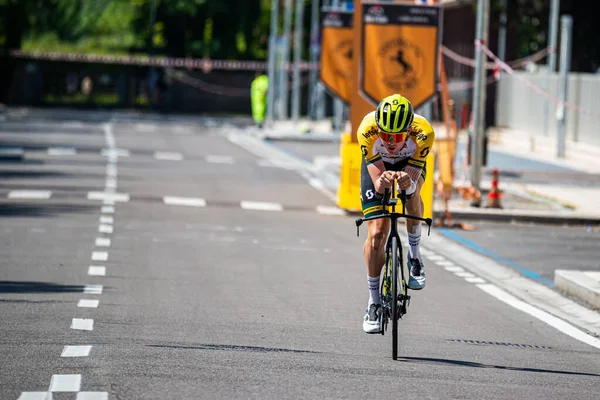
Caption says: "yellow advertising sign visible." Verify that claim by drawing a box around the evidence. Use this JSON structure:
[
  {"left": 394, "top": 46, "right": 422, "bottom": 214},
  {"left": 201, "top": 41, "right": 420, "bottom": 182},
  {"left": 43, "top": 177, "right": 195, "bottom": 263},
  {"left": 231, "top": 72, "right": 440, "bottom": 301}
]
[
  {"left": 360, "top": 2, "right": 441, "bottom": 109},
  {"left": 320, "top": 10, "right": 354, "bottom": 104}
]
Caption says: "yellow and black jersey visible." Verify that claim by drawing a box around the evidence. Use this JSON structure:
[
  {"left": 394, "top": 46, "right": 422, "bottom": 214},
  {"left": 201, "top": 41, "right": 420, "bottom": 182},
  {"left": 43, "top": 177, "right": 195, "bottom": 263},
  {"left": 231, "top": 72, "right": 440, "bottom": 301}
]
[{"left": 357, "top": 111, "right": 435, "bottom": 170}]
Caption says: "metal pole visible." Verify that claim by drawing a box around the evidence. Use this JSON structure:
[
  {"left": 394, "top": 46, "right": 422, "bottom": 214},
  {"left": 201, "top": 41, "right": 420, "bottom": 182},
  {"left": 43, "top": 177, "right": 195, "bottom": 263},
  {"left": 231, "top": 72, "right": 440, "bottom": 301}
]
[
  {"left": 278, "top": 0, "right": 294, "bottom": 120},
  {"left": 470, "top": 0, "right": 489, "bottom": 196},
  {"left": 291, "top": 0, "right": 305, "bottom": 121},
  {"left": 556, "top": 15, "right": 572, "bottom": 158},
  {"left": 308, "top": 0, "right": 320, "bottom": 120},
  {"left": 331, "top": 0, "right": 344, "bottom": 133},
  {"left": 498, "top": 0, "right": 507, "bottom": 61},
  {"left": 266, "top": 0, "right": 280, "bottom": 126},
  {"left": 542, "top": 0, "right": 560, "bottom": 138},
  {"left": 148, "top": 0, "right": 158, "bottom": 109}
]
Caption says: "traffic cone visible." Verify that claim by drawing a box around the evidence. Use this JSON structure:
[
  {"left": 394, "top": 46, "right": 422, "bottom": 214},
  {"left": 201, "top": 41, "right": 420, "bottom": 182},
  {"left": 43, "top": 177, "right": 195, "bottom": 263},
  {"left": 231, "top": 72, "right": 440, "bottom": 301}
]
[{"left": 486, "top": 169, "right": 502, "bottom": 208}]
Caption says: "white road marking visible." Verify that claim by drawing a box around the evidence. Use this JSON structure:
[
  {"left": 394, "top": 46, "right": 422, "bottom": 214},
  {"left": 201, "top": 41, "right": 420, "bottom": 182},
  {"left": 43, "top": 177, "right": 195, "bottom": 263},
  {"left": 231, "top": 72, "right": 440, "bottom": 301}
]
[
  {"left": 454, "top": 271, "right": 476, "bottom": 278},
  {"left": 88, "top": 191, "right": 130, "bottom": 203},
  {"left": 99, "top": 216, "right": 114, "bottom": 224},
  {"left": 206, "top": 155, "right": 235, "bottom": 164},
  {"left": 77, "top": 393, "right": 109, "bottom": 400},
  {"left": 78, "top": 299, "right": 99, "bottom": 308},
  {"left": 240, "top": 201, "right": 283, "bottom": 211},
  {"left": 163, "top": 196, "right": 206, "bottom": 207},
  {"left": 426, "top": 254, "right": 447, "bottom": 262},
  {"left": 103, "top": 199, "right": 115, "bottom": 206},
  {"left": 105, "top": 178, "right": 117, "bottom": 189},
  {"left": 48, "top": 147, "right": 77, "bottom": 156},
  {"left": 8, "top": 190, "right": 52, "bottom": 200},
  {"left": 316, "top": 205, "right": 345, "bottom": 216},
  {"left": 71, "top": 318, "right": 94, "bottom": 331},
  {"left": 434, "top": 260, "right": 456, "bottom": 267},
  {"left": 98, "top": 224, "right": 113, "bottom": 234},
  {"left": 477, "top": 283, "right": 600, "bottom": 350},
  {"left": 49, "top": 374, "right": 81, "bottom": 392},
  {"left": 106, "top": 166, "right": 117, "bottom": 177},
  {"left": 154, "top": 151, "right": 183, "bottom": 161},
  {"left": 103, "top": 123, "right": 116, "bottom": 148},
  {"left": 17, "top": 392, "right": 50, "bottom": 399},
  {"left": 101, "top": 148, "right": 129, "bottom": 157},
  {"left": 91, "top": 252, "right": 108, "bottom": 261},
  {"left": 135, "top": 123, "right": 155, "bottom": 132},
  {"left": 95, "top": 238, "right": 111, "bottom": 247},
  {"left": 88, "top": 266, "right": 106, "bottom": 276},
  {"left": 61, "top": 345, "right": 92, "bottom": 357},
  {"left": 465, "top": 277, "right": 487, "bottom": 284},
  {"left": 83, "top": 285, "right": 103, "bottom": 294},
  {"left": 444, "top": 266, "right": 465, "bottom": 273},
  {"left": 101, "top": 206, "right": 114, "bottom": 214}
]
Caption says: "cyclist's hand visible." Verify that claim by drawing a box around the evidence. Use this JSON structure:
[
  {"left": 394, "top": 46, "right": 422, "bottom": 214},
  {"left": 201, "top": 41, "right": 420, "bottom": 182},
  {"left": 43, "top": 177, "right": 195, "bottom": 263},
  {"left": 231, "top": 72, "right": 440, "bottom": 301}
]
[
  {"left": 377, "top": 170, "right": 397, "bottom": 190},
  {"left": 396, "top": 171, "right": 413, "bottom": 191}
]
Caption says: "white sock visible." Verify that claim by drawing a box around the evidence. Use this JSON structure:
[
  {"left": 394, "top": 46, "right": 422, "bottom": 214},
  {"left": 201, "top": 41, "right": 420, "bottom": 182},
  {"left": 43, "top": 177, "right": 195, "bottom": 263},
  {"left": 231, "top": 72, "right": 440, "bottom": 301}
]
[
  {"left": 367, "top": 275, "right": 381, "bottom": 305},
  {"left": 408, "top": 225, "right": 422, "bottom": 260}
]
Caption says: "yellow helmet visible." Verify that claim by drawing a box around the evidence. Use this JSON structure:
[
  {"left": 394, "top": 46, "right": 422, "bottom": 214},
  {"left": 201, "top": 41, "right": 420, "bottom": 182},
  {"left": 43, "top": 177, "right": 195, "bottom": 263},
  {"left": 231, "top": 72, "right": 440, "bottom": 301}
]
[{"left": 375, "top": 94, "right": 414, "bottom": 133}]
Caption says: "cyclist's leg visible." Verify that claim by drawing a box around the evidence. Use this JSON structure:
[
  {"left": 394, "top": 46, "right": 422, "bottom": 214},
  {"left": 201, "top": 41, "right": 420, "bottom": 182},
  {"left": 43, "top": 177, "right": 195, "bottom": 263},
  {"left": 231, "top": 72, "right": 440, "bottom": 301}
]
[{"left": 404, "top": 168, "right": 427, "bottom": 290}]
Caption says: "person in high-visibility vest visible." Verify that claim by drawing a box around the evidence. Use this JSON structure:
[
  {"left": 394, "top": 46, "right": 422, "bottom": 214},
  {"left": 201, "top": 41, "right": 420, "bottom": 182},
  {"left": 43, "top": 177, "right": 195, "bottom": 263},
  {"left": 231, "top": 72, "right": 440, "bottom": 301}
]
[{"left": 250, "top": 71, "right": 269, "bottom": 128}]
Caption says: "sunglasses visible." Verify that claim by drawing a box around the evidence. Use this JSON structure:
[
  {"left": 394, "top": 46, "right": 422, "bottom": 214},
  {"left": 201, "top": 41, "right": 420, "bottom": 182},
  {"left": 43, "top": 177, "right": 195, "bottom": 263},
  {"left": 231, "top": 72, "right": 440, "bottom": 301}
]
[{"left": 379, "top": 131, "right": 407, "bottom": 143}]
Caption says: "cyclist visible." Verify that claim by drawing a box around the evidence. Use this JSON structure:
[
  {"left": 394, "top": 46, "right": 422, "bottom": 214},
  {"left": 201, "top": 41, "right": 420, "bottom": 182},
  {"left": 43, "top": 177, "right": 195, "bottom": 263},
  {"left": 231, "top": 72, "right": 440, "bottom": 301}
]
[{"left": 359, "top": 93, "right": 435, "bottom": 334}]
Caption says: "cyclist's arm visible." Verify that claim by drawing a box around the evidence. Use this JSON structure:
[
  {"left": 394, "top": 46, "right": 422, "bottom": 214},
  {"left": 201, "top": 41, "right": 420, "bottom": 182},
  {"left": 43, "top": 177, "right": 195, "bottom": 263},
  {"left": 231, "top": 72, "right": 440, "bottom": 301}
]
[
  {"left": 367, "top": 160, "right": 394, "bottom": 195},
  {"left": 403, "top": 166, "right": 422, "bottom": 183}
]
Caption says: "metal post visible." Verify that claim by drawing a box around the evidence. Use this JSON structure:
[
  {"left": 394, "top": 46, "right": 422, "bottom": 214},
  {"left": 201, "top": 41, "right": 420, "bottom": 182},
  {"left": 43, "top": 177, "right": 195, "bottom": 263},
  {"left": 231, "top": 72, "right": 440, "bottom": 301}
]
[
  {"left": 498, "top": 0, "right": 507, "bottom": 61},
  {"left": 278, "top": 0, "right": 294, "bottom": 120},
  {"left": 148, "top": 0, "right": 158, "bottom": 109},
  {"left": 542, "top": 0, "right": 560, "bottom": 138},
  {"left": 331, "top": 0, "right": 344, "bottom": 132},
  {"left": 556, "top": 15, "right": 572, "bottom": 158},
  {"left": 291, "top": 0, "right": 305, "bottom": 121},
  {"left": 308, "top": 0, "right": 321, "bottom": 120},
  {"left": 266, "top": 0, "right": 280, "bottom": 126},
  {"left": 470, "top": 0, "right": 489, "bottom": 196}
]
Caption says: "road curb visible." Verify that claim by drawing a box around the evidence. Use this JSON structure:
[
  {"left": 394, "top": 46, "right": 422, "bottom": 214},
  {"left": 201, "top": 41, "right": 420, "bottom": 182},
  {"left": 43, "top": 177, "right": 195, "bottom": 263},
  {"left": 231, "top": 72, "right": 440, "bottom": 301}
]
[
  {"left": 555, "top": 270, "right": 600, "bottom": 310},
  {"left": 434, "top": 208, "right": 600, "bottom": 225}
]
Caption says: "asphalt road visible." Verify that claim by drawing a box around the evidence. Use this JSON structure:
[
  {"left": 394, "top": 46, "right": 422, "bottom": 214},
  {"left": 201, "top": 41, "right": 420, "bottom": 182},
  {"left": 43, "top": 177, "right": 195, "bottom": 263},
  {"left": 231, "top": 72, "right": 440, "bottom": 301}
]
[{"left": 1, "top": 117, "right": 599, "bottom": 399}]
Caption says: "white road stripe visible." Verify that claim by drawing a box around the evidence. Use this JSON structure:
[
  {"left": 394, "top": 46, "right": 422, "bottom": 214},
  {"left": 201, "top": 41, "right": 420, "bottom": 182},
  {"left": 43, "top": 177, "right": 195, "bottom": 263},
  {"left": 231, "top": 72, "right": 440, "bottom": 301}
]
[
  {"left": 105, "top": 178, "right": 117, "bottom": 189},
  {"left": 477, "top": 283, "right": 600, "bottom": 350},
  {"left": 8, "top": 190, "right": 52, "bottom": 200},
  {"left": 88, "top": 266, "right": 106, "bottom": 276},
  {"left": 95, "top": 238, "right": 111, "bottom": 247},
  {"left": 434, "top": 260, "right": 456, "bottom": 267},
  {"left": 101, "top": 206, "right": 114, "bottom": 214},
  {"left": 49, "top": 374, "right": 81, "bottom": 392},
  {"left": 163, "top": 196, "right": 206, "bottom": 207},
  {"left": 17, "top": 392, "right": 50, "bottom": 400},
  {"left": 103, "top": 123, "right": 116, "bottom": 148},
  {"left": 91, "top": 252, "right": 108, "bottom": 261},
  {"left": 465, "top": 277, "right": 487, "bottom": 284},
  {"left": 101, "top": 148, "right": 129, "bottom": 157},
  {"left": 83, "top": 285, "right": 103, "bottom": 294},
  {"left": 444, "top": 266, "right": 465, "bottom": 273},
  {"left": 106, "top": 166, "right": 117, "bottom": 177},
  {"left": 61, "top": 345, "right": 92, "bottom": 357},
  {"left": 426, "top": 255, "right": 447, "bottom": 262},
  {"left": 87, "top": 191, "right": 130, "bottom": 203},
  {"left": 48, "top": 147, "right": 77, "bottom": 156},
  {"left": 99, "top": 216, "right": 114, "bottom": 224},
  {"left": 71, "top": 318, "right": 94, "bottom": 331},
  {"left": 154, "top": 151, "right": 183, "bottom": 161},
  {"left": 99, "top": 224, "right": 113, "bottom": 234},
  {"left": 316, "top": 205, "right": 345, "bottom": 216},
  {"left": 240, "top": 201, "right": 283, "bottom": 211},
  {"left": 454, "top": 271, "right": 476, "bottom": 278},
  {"left": 206, "top": 155, "right": 235, "bottom": 164},
  {"left": 77, "top": 392, "right": 110, "bottom": 400},
  {"left": 103, "top": 199, "right": 115, "bottom": 206},
  {"left": 78, "top": 299, "right": 99, "bottom": 308}
]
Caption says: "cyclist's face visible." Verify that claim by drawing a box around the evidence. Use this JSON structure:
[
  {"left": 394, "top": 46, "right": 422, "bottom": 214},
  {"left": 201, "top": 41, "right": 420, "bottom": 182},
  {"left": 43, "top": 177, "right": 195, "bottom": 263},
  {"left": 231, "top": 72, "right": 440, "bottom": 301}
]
[{"left": 380, "top": 127, "right": 410, "bottom": 153}]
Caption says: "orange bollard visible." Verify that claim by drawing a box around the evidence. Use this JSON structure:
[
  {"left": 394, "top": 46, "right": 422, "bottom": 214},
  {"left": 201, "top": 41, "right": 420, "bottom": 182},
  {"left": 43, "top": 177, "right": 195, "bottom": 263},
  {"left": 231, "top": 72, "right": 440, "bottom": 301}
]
[{"left": 486, "top": 169, "right": 503, "bottom": 208}]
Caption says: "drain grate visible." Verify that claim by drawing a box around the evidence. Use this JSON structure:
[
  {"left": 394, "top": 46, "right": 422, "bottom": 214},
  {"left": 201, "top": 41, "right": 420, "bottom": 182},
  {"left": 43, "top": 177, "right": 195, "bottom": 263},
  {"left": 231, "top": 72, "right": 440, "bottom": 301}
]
[{"left": 449, "top": 339, "right": 552, "bottom": 349}]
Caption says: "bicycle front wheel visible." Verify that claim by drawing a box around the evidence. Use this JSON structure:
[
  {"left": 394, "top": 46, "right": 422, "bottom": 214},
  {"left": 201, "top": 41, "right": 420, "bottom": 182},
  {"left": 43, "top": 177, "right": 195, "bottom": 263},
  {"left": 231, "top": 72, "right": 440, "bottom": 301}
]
[{"left": 391, "top": 236, "right": 399, "bottom": 360}]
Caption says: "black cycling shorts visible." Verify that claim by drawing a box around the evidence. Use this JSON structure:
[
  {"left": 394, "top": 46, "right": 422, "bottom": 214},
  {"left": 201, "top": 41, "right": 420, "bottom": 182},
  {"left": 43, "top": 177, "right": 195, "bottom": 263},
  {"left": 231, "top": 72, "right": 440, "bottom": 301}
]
[{"left": 360, "top": 157, "right": 426, "bottom": 218}]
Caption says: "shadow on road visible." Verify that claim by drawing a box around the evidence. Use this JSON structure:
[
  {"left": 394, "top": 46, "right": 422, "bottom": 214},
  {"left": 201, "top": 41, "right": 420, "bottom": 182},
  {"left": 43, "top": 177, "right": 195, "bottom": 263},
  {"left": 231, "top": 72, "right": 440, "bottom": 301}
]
[
  {"left": 0, "top": 203, "right": 97, "bottom": 217},
  {"left": 0, "top": 281, "right": 85, "bottom": 293},
  {"left": 398, "top": 356, "right": 600, "bottom": 377}
]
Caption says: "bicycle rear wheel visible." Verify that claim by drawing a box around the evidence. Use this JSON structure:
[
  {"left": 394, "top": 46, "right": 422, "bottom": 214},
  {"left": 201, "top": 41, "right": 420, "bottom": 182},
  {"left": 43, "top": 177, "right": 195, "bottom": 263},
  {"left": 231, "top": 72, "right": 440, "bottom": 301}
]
[{"left": 391, "top": 236, "right": 399, "bottom": 360}]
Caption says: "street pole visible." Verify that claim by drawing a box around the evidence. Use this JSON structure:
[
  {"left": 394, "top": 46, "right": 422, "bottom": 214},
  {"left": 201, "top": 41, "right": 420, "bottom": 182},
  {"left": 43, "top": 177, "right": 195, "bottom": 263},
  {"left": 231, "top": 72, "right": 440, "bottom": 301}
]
[
  {"left": 542, "top": 0, "right": 560, "bottom": 138},
  {"left": 332, "top": 0, "right": 344, "bottom": 133},
  {"left": 291, "top": 0, "right": 305, "bottom": 122},
  {"left": 278, "top": 0, "right": 294, "bottom": 120},
  {"left": 266, "top": 0, "right": 280, "bottom": 126},
  {"left": 556, "top": 15, "right": 572, "bottom": 158},
  {"left": 470, "top": 0, "right": 489, "bottom": 199},
  {"left": 148, "top": 0, "right": 158, "bottom": 109},
  {"left": 308, "top": 0, "right": 320, "bottom": 120}
]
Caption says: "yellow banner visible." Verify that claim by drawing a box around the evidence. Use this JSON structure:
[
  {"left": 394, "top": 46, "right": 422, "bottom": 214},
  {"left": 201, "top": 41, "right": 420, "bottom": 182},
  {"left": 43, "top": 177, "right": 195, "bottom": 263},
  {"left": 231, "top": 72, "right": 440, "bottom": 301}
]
[
  {"left": 360, "top": 2, "right": 441, "bottom": 109},
  {"left": 320, "top": 10, "right": 354, "bottom": 104}
]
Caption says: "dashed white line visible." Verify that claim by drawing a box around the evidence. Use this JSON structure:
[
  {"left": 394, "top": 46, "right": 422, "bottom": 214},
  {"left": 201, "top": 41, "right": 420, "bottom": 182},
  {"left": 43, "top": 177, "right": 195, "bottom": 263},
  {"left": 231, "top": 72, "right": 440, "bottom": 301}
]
[
  {"left": 87, "top": 191, "right": 129, "bottom": 203},
  {"left": 444, "top": 266, "right": 465, "bottom": 273},
  {"left": 163, "top": 196, "right": 206, "bottom": 207},
  {"left": 95, "top": 238, "right": 111, "bottom": 247},
  {"left": 101, "top": 206, "right": 114, "bottom": 214},
  {"left": 49, "top": 374, "right": 81, "bottom": 392},
  {"left": 240, "top": 201, "right": 283, "bottom": 211},
  {"left": 98, "top": 224, "right": 113, "bottom": 234},
  {"left": 83, "top": 285, "right": 103, "bottom": 294},
  {"left": 465, "top": 277, "right": 487, "bottom": 284},
  {"left": 88, "top": 266, "right": 106, "bottom": 276},
  {"left": 316, "top": 205, "right": 345, "bottom": 216},
  {"left": 78, "top": 299, "right": 99, "bottom": 308},
  {"left": 427, "top": 254, "right": 447, "bottom": 262},
  {"left": 77, "top": 392, "right": 109, "bottom": 400},
  {"left": 101, "top": 148, "right": 129, "bottom": 157},
  {"left": 103, "top": 199, "right": 115, "bottom": 206},
  {"left": 91, "top": 252, "right": 108, "bottom": 261},
  {"left": 206, "top": 155, "right": 235, "bottom": 164},
  {"left": 155, "top": 151, "right": 183, "bottom": 161},
  {"left": 99, "top": 216, "right": 114, "bottom": 224},
  {"left": 17, "top": 392, "right": 50, "bottom": 399},
  {"left": 61, "top": 345, "right": 92, "bottom": 357},
  {"left": 455, "top": 271, "right": 476, "bottom": 278},
  {"left": 105, "top": 178, "right": 117, "bottom": 190},
  {"left": 48, "top": 147, "right": 77, "bottom": 156},
  {"left": 71, "top": 318, "right": 94, "bottom": 331},
  {"left": 106, "top": 166, "right": 117, "bottom": 177},
  {"left": 435, "top": 260, "right": 456, "bottom": 267},
  {"left": 8, "top": 190, "right": 52, "bottom": 200},
  {"left": 477, "top": 283, "right": 600, "bottom": 350}
]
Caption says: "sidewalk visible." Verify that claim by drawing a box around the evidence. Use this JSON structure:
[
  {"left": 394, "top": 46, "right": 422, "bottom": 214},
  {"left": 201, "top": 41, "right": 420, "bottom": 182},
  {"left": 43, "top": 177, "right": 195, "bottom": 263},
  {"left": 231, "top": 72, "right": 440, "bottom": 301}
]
[{"left": 555, "top": 270, "right": 600, "bottom": 311}]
